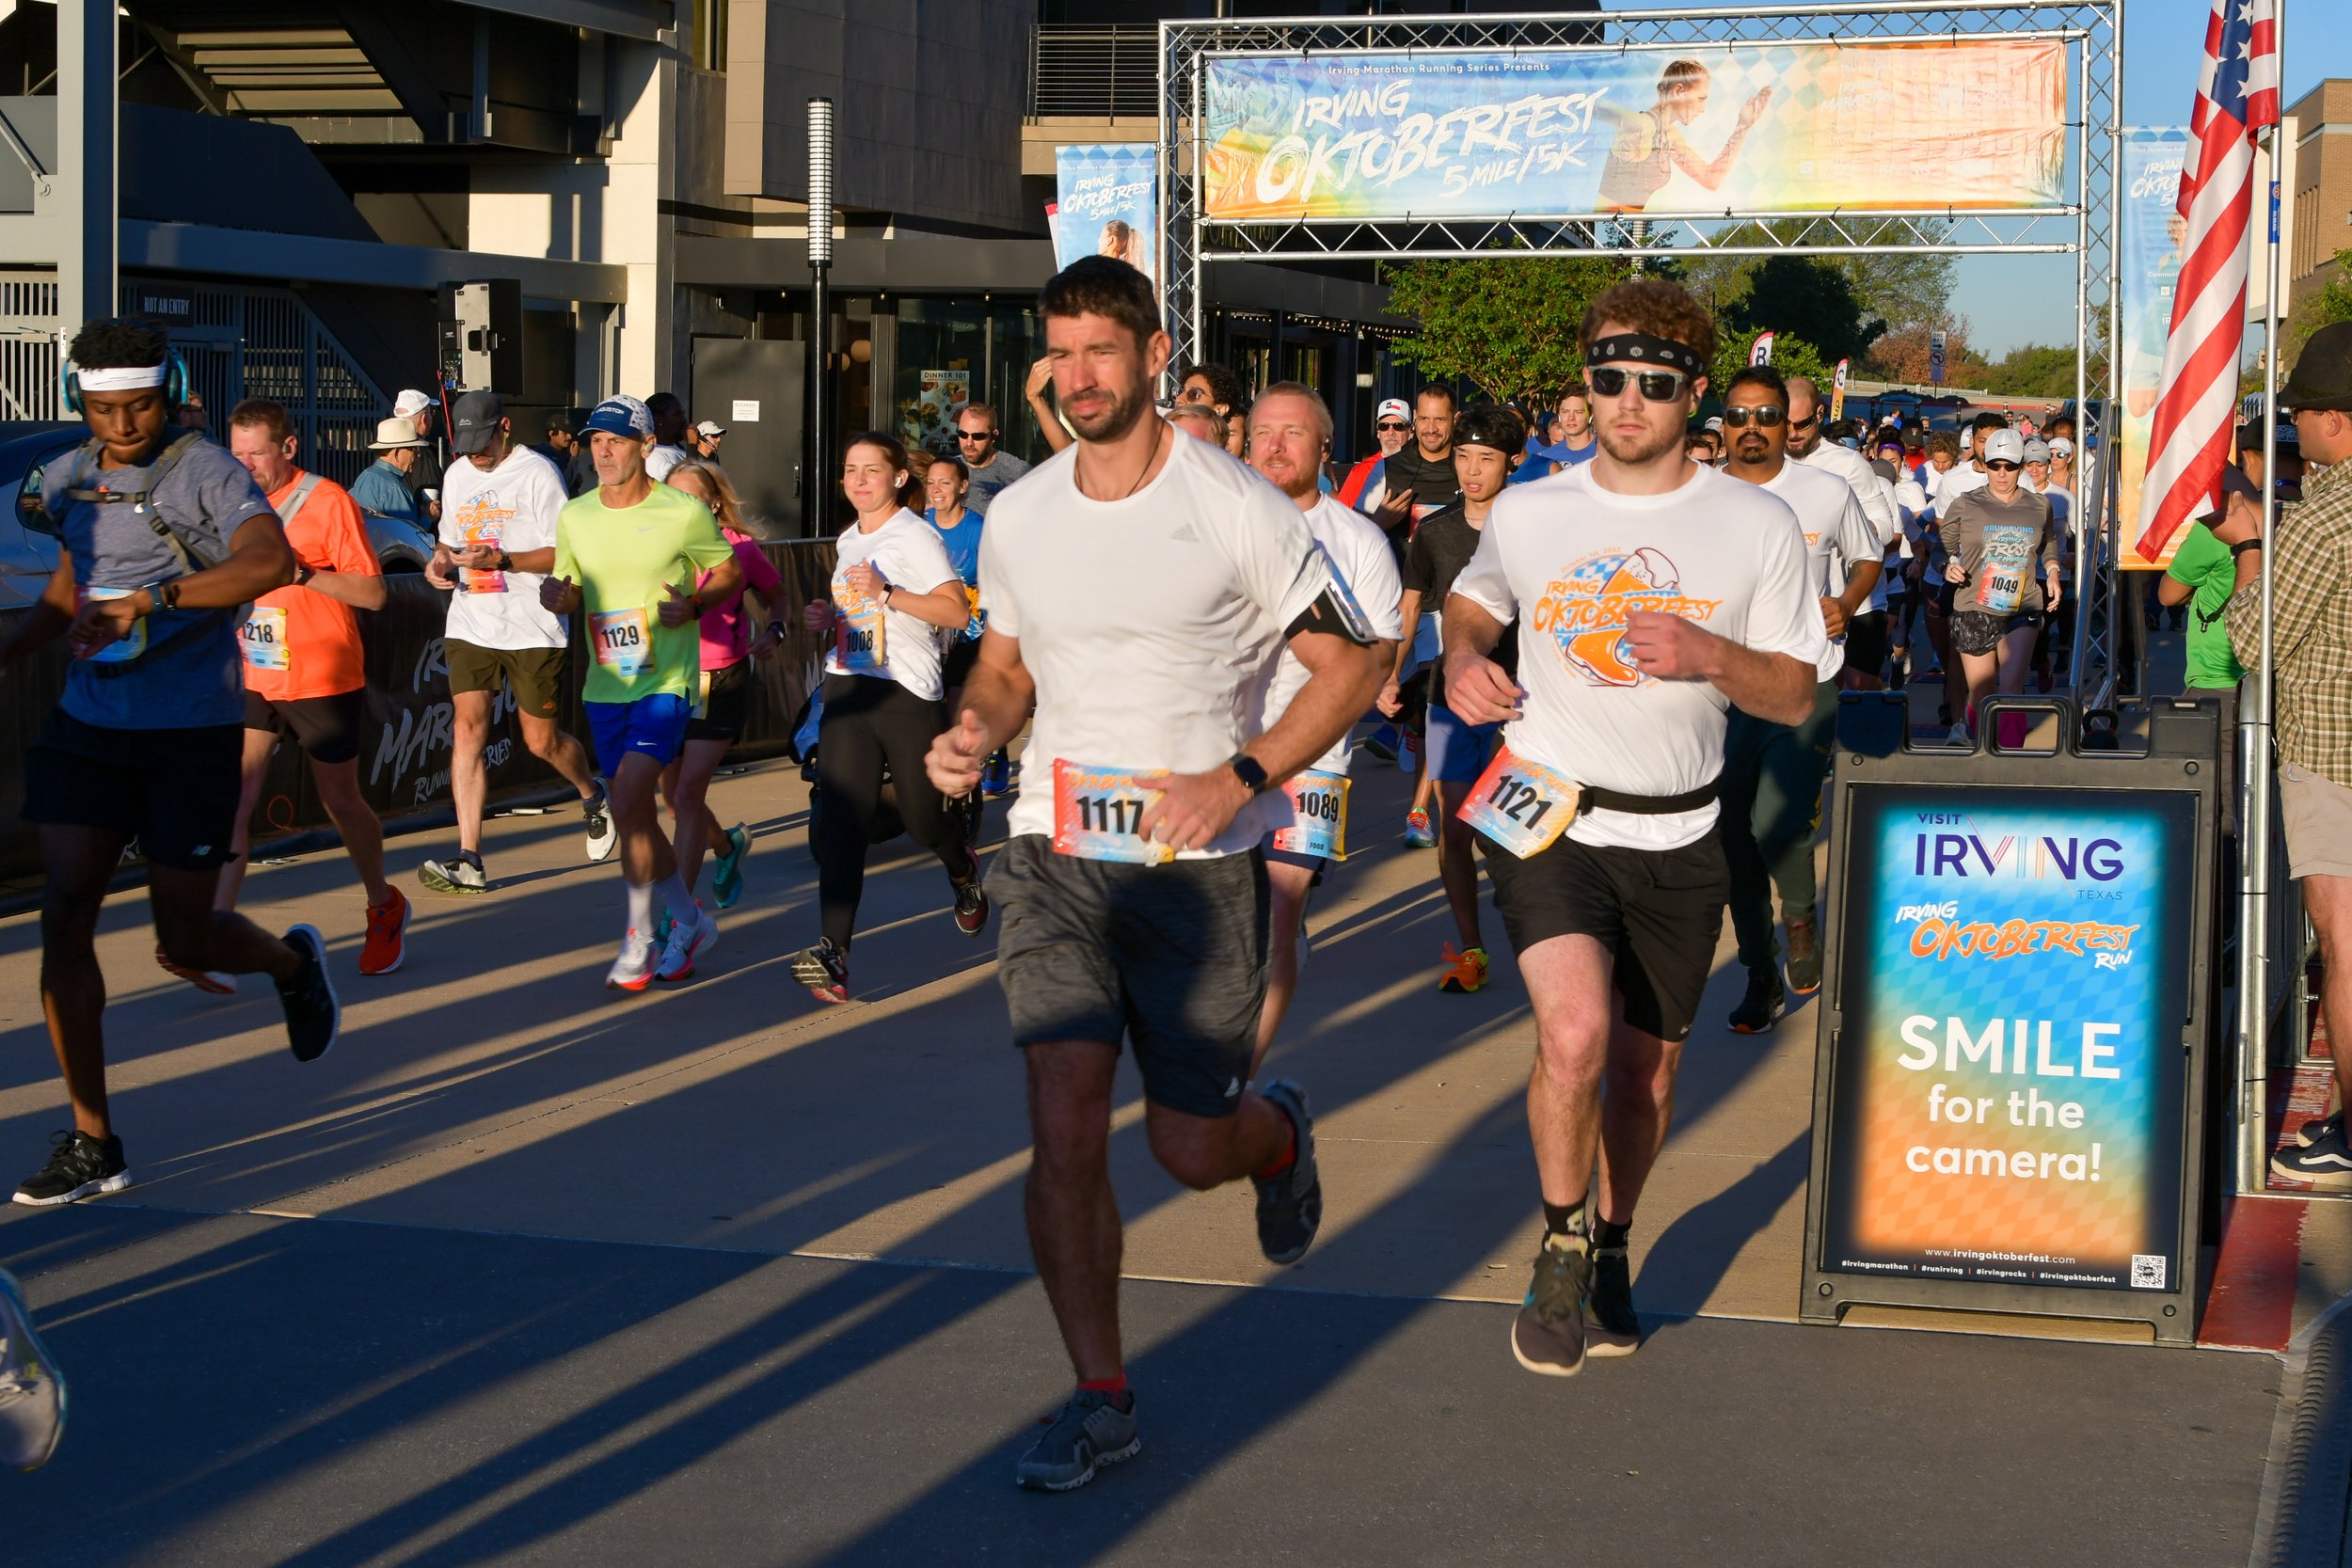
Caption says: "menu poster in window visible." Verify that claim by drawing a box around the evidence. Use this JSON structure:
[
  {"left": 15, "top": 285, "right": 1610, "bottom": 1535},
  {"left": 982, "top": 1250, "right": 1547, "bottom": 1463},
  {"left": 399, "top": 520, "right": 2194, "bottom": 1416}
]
[{"left": 903, "top": 370, "right": 970, "bottom": 459}]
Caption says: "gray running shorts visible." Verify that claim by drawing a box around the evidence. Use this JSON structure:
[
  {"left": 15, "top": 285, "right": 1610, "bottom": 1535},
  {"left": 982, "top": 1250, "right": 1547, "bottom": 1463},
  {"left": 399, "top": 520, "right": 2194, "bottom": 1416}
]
[{"left": 991, "top": 833, "right": 1269, "bottom": 1118}]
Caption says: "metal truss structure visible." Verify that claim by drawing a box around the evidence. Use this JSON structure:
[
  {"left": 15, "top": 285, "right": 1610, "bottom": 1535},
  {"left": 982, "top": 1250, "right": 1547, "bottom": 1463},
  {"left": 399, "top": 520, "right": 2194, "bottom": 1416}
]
[{"left": 1156, "top": 0, "right": 2125, "bottom": 698}]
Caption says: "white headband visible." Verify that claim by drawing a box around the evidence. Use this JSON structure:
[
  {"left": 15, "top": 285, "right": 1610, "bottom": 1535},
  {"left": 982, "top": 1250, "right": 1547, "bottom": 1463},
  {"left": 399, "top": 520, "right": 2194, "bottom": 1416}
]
[{"left": 77, "top": 363, "right": 167, "bottom": 391}]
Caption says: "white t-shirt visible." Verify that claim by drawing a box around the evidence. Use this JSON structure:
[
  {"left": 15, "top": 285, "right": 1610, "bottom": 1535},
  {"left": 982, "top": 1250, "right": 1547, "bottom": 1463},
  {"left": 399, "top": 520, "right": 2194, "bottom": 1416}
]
[
  {"left": 438, "top": 445, "right": 570, "bottom": 650},
  {"left": 1930, "top": 461, "right": 1989, "bottom": 513},
  {"left": 645, "top": 444, "right": 691, "bottom": 483},
  {"left": 1798, "top": 440, "right": 1899, "bottom": 551},
  {"left": 1451, "top": 463, "right": 1831, "bottom": 851},
  {"left": 1263, "top": 495, "right": 1405, "bottom": 778},
  {"left": 1755, "top": 460, "right": 1878, "bottom": 681},
  {"left": 827, "top": 508, "right": 961, "bottom": 701},
  {"left": 982, "top": 431, "right": 1336, "bottom": 857}
]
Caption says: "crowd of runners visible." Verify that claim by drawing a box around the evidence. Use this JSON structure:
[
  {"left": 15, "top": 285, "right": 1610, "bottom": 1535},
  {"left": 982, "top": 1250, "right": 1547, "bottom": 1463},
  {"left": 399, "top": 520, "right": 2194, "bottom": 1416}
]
[{"left": 0, "top": 270, "right": 2134, "bottom": 1487}]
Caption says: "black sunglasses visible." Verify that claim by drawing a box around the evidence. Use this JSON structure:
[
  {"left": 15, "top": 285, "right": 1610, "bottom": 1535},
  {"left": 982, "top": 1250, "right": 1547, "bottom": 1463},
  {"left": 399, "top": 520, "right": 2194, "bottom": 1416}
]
[
  {"left": 1720, "top": 405, "right": 1787, "bottom": 428},
  {"left": 957, "top": 430, "right": 998, "bottom": 441},
  {"left": 1986, "top": 459, "right": 2022, "bottom": 471},
  {"left": 1588, "top": 365, "right": 1689, "bottom": 402},
  {"left": 1376, "top": 420, "right": 1409, "bottom": 432},
  {"left": 1788, "top": 412, "right": 1820, "bottom": 431}
]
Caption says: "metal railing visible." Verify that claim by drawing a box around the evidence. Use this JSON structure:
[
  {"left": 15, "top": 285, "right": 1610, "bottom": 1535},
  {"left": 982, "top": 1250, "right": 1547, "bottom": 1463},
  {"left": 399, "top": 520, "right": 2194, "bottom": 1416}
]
[{"left": 1027, "top": 24, "right": 1158, "bottom": 119}]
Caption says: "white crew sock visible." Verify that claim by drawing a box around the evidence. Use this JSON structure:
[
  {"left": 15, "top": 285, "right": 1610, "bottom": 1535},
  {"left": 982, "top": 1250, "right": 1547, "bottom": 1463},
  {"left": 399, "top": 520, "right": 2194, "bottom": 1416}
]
[
  {"left": 658, "top": 871, "right": 697, "bottom": 923},
  {"left": 626, "top": 879, "right": 656, "bottom": 939}
]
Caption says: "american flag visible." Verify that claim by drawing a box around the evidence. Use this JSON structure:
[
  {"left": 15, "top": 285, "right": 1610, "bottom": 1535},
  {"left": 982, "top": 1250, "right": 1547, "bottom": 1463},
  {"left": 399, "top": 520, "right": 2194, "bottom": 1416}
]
[{"left": 2132, "top": 0, "right": 2280, "bottom": 562}]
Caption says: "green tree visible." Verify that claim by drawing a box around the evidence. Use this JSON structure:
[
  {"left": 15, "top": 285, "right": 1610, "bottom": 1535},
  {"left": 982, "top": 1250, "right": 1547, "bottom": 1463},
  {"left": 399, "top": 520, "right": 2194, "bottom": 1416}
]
[
  {"left": 1385, "top": 252, "right": 1630, "bottom": 405},
  {"left": 1981, "top": 342, "right": 2080, "bottom": 398},
  {"left": 1708, "top": 331, "right": 1831, "bottom": 409},
  {"left": 1668, "top": 221, "right": 1951, "bottom": 347},
  {"left": 2289, "top": 249, "right": 2352, "bottom": 356}
]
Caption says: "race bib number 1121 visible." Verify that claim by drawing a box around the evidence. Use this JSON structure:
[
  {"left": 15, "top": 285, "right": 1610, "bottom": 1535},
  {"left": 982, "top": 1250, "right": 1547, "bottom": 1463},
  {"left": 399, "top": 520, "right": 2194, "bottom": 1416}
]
[{"left": 1456, "top": 747, "right": 1581, "bottom": 860}]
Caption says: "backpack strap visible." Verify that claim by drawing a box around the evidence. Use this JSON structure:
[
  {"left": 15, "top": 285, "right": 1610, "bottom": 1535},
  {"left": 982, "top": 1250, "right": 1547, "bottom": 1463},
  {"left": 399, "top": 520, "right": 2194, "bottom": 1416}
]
[
  {"left": 277, "top": 472, "right": 324, "bottom": 529},
  {"left": 58, "top": 432, "right": 221, "bottom": 576}
]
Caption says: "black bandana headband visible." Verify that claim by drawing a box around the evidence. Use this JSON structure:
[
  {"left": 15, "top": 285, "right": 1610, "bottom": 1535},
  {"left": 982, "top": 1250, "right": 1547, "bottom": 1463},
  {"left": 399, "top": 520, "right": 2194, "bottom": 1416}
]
[{"left": 1587, "top": 332, "right": 1707, "bottom": 377}]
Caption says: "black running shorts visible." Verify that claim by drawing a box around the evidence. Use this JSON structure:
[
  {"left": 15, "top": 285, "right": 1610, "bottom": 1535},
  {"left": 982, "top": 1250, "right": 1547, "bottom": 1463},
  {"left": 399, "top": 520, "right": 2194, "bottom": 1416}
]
[
  {"left": 1950, "top": 608, "right": 2042, "bottom": 657},
  {"left": 991, "top": 833, "right": 1269, "bottom": 1118},
  {"left": 1478, "top": 828, "right": 1730, "bottom": 1043},
  {"left": 244, "top": 687, "right": 366, "bottom": 765},
  {"left": 943, "top": 635, "right": 982, "bottom": 693},
  {"left": 24, "top": 710, "right": 242, "bottom": 869},
  {"left": 686, "top": 659, "right": 751, "bottom": 743},
  {"left": 1839, "top": 610, "right": 1888, "bottom": 682}
]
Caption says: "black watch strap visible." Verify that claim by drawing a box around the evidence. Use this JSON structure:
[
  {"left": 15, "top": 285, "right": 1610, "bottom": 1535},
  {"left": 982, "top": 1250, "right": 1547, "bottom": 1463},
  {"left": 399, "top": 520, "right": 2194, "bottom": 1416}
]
[{"left": 1228, "top": 753, "right": 1271, "bottom": 795}]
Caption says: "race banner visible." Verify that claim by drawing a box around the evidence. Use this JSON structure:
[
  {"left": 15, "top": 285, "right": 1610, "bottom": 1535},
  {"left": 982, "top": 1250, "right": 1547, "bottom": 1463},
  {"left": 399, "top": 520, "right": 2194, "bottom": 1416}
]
[
  {"left": 1832, "top": 358, "right": 1850, "bottom": 422},
  {"left": 1053, "top": 145, "right": 1158, "bottom": 294},
  {"left": 1201, "top": 41, "right": 2066, "bottom": 222},
  {"left": 1816, "top": 784, "right": 2196, "bottom": 1294},
  {"left": 1750, "top": 331, "right": 1775, "bottom": 367},
  {"left": 2117, "top": 129, "right": 2194, "bottom": 570}
]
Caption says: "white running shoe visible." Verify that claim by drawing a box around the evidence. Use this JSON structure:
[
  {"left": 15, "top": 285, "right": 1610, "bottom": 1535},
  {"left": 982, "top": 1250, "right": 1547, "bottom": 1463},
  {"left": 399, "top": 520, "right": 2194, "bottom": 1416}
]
[
  {"left": 606, "top": 929, "right": 659, "bottom": 991},
  {"left": 655, "top": 903, "right": 718, "bottom": 982},
  {"left": 1945, "top": 722, "right": 1972, "bottom": 748},
  {"left": 582, "top": 781, "right": 617, "bottom": 863}
]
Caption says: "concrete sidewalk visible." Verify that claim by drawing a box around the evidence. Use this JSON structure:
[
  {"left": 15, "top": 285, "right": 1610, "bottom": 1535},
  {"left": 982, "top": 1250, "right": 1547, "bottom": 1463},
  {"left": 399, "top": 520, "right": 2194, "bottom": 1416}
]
[{"left": 0, "top": 749, "right": 2310, "bottom": 1563}]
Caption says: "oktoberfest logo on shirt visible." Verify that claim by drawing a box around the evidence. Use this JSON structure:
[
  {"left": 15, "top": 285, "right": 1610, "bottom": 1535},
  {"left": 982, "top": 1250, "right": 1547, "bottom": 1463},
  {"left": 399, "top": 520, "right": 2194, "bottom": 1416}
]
[{"left": 1529, "top": 548, "right": 1723, "bottom": 687}]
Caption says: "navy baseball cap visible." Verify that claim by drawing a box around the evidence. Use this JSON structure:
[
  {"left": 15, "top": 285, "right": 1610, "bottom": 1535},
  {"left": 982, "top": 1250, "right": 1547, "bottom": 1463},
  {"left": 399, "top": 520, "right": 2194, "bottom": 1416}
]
[{"left": 582, "top": 395, "right": 653, "bottom": 439}]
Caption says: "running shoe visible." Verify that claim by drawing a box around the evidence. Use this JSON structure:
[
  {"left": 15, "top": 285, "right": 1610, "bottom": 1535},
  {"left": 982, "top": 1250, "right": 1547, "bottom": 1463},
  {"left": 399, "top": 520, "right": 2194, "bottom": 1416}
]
[
  {"left": 154, "top": 946, "right": 234, "bottom": 995},
  {"left": 953, "top": 848, "right": 991, "bottom": 937},
  {"left": 1438, "top": 942, "right": 1487, "bottom": 994},
  {"left": 1586, "top": 1243, "right": 1642, "bottom": 1357},
  {"left": 2273, "top": 1125, "right": 2352, "bottom": 1189},
  {"left": 1945, "top": 722, "right": 1972, "bottom": 748},
  {"left": 1404, "top": 809, "right": 1437, "bottom": 849},
  {"left": 2297, "top": 1109, "right": 2345, "bottom": 1148},
  {"left": 1014, "top": 1388, "right": 1140, "bottom": 1492},
  {"left": 655, "top": 903, "right": 718, "bottom": 982},
  {"left": 791, "top": 939, "right": 850, "bottom": 1005},
  {"left": 654, "top": 908, "right": 674, "bottom": 947},
  {"left": 711, "top": 824, "right": 751, "bottom": 910},
  {"left": 418, "top": 852, "right": 488, "bottom": 895},
  {"left": 1252, "top": 1079, "right": 1322, "bottom": 1265},
  {"left": 1784, "top": 915, "right": 1821, "bottom": 996},
  {"left": 10, "top": 1131, "right": 129, "bottom": 1208},
  {"left": 1511, "top": 1232, "right": 1595, "bottom": 1378},
  {"left": 582, "top": 780, "right": 617, "bottom": 863},
  {"left": 1359, "top": 725, "right": 1399, "bottom": 765},
  {"left": 359, "top": 887, "right": 410, "bottom": 977},
  {"left": 0, "top": 1267, "right": 67, "bottom": 1471},
  {"left": 1728, "top": 966, "right": 1785, "bottom": 1035},
  {"left": 277, "top": 925, "right": 340, "bottom": 1063},
  {"left": 606, "top": 928, "right": 659, "bottom": 992},
  {"left": 981, "top": 750, "right": 1013, "bottom": 798}
]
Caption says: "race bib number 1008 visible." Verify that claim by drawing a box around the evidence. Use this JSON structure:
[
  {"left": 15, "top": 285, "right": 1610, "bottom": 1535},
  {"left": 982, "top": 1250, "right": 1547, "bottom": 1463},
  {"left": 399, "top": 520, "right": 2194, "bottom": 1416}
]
[
  {"left": 1052, "top": 761, "right": 1175, "bottom": 865},
  {"left": 834, "top": 583, "right": 885, "bottom": 673},
  {"left": 1456, "top": 746, "right": 1581, "bottom": 860}
]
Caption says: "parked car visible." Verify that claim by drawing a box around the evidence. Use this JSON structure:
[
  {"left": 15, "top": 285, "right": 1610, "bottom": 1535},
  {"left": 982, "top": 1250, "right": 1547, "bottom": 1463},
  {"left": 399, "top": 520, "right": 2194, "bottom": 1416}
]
[{"left": 0, "top": 422, "right": 433, "bottom": 610}]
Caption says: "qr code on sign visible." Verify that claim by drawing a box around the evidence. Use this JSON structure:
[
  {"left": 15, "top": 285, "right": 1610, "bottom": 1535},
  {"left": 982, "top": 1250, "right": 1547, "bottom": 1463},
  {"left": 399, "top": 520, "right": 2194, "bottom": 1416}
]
[{"left": 2130, "top": 1254, "right": 2167, "bottom": 1290}]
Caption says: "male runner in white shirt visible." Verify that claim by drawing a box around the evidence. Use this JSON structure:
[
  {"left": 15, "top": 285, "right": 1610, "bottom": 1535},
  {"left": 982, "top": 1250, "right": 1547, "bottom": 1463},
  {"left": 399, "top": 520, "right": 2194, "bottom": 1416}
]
[
  {"left": 925, "top": 257, "right": 1383, "bottom": 1492},
  {"left": 1443, "top": 278, "right": 1828, "bottom": 1380}
]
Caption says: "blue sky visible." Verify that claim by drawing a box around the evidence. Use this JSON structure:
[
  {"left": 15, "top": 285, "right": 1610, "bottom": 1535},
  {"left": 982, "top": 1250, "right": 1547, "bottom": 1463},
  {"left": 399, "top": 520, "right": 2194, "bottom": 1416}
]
[{"left": 1606, "top": 0, "right": 2339, "bottom": 353}]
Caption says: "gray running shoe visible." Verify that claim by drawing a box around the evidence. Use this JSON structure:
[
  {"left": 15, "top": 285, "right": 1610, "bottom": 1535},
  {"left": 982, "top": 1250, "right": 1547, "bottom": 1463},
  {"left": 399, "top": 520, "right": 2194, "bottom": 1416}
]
[
  {"left": 418, "top": 853, "right": 489, "bottom": 895},
  {"left": 1015, "top": 1389, "right": 1139, "bottom": 1492},
  {"left": 0, "top": 1267, "right": 65, "bottom": 1471},
  {"left": 1585, "top": 1245, "right": 1641, "bottom": 1357},
  {"left": 1252, "top": 1080, "right": 1322, "bottom": 1265},
  {"left": 1511, "top": 1232, "right": 1594, "bottom": 1377}
]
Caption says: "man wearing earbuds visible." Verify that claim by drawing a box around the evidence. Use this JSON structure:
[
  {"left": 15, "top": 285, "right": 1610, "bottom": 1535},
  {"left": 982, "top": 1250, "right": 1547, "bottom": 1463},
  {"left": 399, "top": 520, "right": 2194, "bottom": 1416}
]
[{"left": 0, "top": 317, "right": 341, "bottom": 1208}]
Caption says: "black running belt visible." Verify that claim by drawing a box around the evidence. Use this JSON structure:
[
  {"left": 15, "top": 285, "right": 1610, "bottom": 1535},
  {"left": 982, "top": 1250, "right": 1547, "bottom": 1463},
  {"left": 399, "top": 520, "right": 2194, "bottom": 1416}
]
[{"left": 1581, "top": 778, "right": 1721, "bottom": 816}]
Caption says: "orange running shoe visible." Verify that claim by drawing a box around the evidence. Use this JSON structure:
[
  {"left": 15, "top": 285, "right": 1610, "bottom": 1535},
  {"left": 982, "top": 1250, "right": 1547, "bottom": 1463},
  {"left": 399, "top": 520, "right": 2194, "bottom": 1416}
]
[
  {"left": 154, "top": 948, "right": 234, "bottom": 996},
  {"left": 359, "top": 886, "right": 410, "bottom": 976},
  {"left": 1438, "top": 942, "right": 1488, "bottom": 994}
]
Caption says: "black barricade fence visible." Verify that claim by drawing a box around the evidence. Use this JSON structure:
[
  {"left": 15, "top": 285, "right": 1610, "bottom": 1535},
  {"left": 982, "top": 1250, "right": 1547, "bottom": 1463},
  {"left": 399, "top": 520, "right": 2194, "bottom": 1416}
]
[
  {"left": 0, "top": 539, "right": 841, "bottom": 882},
  {"left": 1801, "top": 694, "right": 2221, "bottom": 1345}
]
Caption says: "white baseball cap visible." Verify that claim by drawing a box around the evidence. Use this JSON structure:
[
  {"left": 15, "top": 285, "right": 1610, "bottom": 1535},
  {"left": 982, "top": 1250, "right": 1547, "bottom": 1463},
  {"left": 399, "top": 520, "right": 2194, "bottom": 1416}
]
[
  {"left": 694, "top": 419, "right": 724, "bottom": 438},
  {"left": 2022, "top": 437, "right": 2052, "bottom": 463},
  {"left": 2048, "top": 436, "right": 2074, "bottom": 456},
  {"left": 1982, "top": 429, "right": 2026, "bottom": 465},
  {"left": 1375, "top": 397, "right": 1409, "bottom": 423},
  {"left": 392, "top": 388, "right": 432, "bottom": 418}
]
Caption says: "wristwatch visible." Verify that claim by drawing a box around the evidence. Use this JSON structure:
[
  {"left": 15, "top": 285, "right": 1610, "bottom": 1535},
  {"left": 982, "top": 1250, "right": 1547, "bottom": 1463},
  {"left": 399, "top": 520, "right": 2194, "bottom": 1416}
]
[
  {"left": 140, "top": 578, "right": 177, "bottom": 612},
  {"left": 1227, "top": 753, "right": 1271, "bottom": 795},
  {"left": 878, "top": 580, "right": 895, "bottom": 606},
  {"left": 294, "top": 562, "right": 316, "bottom": 587}
]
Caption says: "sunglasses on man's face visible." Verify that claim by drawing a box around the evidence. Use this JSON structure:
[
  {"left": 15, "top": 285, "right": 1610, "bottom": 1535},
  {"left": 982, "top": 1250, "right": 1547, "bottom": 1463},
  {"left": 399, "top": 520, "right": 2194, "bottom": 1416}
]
[
  {"left": 1720, "top": 404, "right": 1787, "bottom": 428},
  {"left": 1788, "top": 412, "right": 1820, "bottom": 432},
  {"left": 1588, "top": 365, "right": 1690, "bottom": 402},
  {"left": 1986, "top": 459, "right": 2022, "bottom": 472},
  {"left": 1376, "top": 420, "right": 1409, "bottom": 433},
  {"left": 958, "top": 430, "right": 998, "bottom": 441}
]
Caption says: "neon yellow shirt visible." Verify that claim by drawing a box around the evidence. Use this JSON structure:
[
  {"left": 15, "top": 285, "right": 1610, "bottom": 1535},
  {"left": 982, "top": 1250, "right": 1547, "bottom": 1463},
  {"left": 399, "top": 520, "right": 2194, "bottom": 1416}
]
[{"left": 553, "top": 482, "right": 737, "bottom": 704}]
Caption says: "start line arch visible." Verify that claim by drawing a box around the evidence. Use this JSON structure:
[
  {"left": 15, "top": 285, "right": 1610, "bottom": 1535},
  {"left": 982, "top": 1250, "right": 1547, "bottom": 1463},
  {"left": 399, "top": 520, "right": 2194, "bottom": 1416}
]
[{"left": 1152, "top": 0, "right": 2125, "bottom": 698}]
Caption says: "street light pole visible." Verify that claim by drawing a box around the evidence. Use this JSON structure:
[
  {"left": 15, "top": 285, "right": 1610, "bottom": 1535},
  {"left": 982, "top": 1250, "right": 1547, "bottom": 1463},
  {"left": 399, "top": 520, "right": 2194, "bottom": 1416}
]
[{"left": 807, "top": 96, "right": 834, "bottom": 538}]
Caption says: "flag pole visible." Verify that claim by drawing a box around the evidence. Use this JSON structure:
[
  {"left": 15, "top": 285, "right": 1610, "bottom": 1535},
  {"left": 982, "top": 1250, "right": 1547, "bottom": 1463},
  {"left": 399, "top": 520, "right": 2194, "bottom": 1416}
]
[{"left": 2236, "top": 0, "right": 2285, "bottom": 1196}]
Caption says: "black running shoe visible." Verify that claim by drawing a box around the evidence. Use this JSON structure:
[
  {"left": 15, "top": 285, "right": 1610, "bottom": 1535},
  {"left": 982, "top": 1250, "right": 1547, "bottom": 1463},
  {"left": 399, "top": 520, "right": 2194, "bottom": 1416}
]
[
  {"left": 11, "top": 1130, "right": 130, "bottom": 1208},
  {"left": 1586, "top": 1245, "right": 1641, "bottom": 1357},
  {"left": 1252, "top": 1080, "right": 1322, "bottom": 1265},
  {"left": 1511, "top": 1233, "right": 1593, "bottom": 1377},
  {"left": 953, "top": 848, "right": 991, "bottom": 937},
  {"left": 1727, "top": 966, "right": 1785, "bottom": 1035},
  {"left": 2298, "top": 1109, "right": 2344, "bottom": 1148},
  {"left": 276, "top": 924, "right": 340, "bottom": 1063},
  {"left": 1015, "top": 1388, "right": 1140, "bottom": 1492},
  {"left": 791, "top": 939, "right": 850, "bottom": 1005},
  {"left": 1785, "top": 915, "right": 1822, "bottom": 996}
]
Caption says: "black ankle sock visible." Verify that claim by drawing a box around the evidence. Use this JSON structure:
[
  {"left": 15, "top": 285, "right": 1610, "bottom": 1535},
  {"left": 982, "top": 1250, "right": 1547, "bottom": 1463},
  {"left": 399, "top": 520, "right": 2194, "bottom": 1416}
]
[
  {"left": 1542, "top": 1198, "right": 1588, "bottom": 1241},
  {"left": 1593, "top": 1218, "right": 1631, "bottom": 1252}
]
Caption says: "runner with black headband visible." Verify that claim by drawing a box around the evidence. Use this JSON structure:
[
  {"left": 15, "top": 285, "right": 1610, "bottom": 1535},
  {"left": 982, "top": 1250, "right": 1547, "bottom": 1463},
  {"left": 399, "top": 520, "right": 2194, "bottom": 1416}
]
[
  {"left": 1444, "top": 279, "right": 1827, "bottom": 1378},
  {"left": 2, "top": 318, "right": 340, "bottom": 1206}
]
